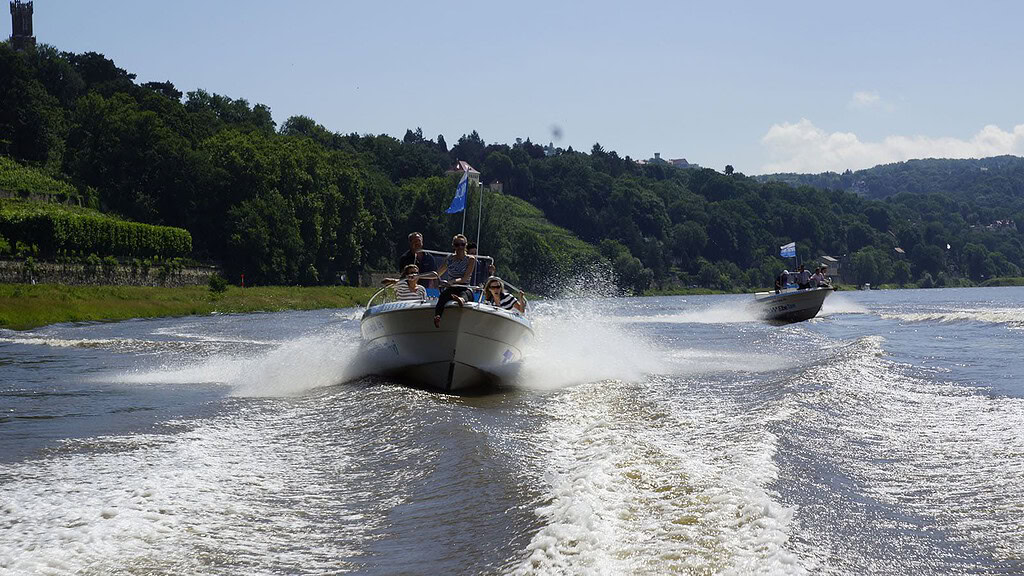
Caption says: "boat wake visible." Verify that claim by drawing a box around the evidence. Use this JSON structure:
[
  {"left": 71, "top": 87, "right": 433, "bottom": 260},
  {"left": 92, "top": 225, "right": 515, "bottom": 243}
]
[
  {"left": 880, "top": 307, "right": 1024, "bottom": 329},
  {"left": 780, "top": 335, "right": 1024, "bottom": 572},
  {"left": 634, "top": 301, "right": 760, "bottom": 325},
  {"left": 103, "top": 326, "right": 371, "bottom": 397},
  {"left": 514, "top": 374, "right": 806, "bottom": 574},
  {"left": 819, "top": 293, "right": 868, "bottom": 316},
  {"left": 506, "top": 299, "right": 794, "bottom": 391}
]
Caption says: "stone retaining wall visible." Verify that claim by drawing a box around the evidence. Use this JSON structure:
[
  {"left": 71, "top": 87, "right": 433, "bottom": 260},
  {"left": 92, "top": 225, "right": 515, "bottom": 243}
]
[
  {"left": 0, "top": 189, "right": 81, "bottom": 205},
  {"left": 0, "top": 260, "right": 221, "bottom": 287}
]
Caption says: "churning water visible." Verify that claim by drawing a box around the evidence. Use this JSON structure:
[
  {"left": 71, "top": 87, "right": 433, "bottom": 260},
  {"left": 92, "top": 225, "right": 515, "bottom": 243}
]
[{"left": 2, "top": 287, "right": 1024, "bottom": 574}]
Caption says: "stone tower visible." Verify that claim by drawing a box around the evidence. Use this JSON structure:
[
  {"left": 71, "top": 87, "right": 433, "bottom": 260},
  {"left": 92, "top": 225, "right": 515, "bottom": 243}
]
[{"left": 10, "top": 0, "right": 35, "bottom": 50}]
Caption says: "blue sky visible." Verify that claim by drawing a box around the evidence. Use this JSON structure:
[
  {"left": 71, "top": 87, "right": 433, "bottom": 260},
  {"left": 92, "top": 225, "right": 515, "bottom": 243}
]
[{"left": 13, "top": 0, "right": 1024, "bottom": 174}]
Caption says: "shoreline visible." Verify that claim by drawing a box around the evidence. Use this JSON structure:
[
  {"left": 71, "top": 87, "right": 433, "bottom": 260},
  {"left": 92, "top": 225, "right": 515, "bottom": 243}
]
[
  {"left": 4, "top": 278, "right": 1024, "bottom": 331},
  {"left": 644, "top": 277, "right": 1024, "bottom": 296},
  {"left": 0, "top": 284, "right": 377, "bottom": 331}
]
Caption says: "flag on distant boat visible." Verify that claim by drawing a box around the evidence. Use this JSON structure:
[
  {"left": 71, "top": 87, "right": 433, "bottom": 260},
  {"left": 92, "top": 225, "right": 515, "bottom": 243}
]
[
  {"left": 446, "top": 169, "right": 469, "bottom": 214},
  {"left": 780, "top": 242, "right": 797, "bottom": 258}
]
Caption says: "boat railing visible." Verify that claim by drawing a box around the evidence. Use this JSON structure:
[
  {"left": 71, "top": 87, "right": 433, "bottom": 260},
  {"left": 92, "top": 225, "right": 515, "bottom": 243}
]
[
  {"left": 365, "top": 279, "right": 528, "bottom": 310},
  {"left": 364, "top": 248, "right": 527, "bottom": 312}
]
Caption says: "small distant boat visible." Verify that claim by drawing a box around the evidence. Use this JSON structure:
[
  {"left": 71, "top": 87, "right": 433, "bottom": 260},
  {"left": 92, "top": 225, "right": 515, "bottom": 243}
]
[
  {"left": 360, "top": 279, "right": 533, "bottom": 393},
  {"left": 860, "top": 283, "right": 872, "bottom": 291},
  {"left": 749, "top": 286, "right": 833, "bottom": 323}
]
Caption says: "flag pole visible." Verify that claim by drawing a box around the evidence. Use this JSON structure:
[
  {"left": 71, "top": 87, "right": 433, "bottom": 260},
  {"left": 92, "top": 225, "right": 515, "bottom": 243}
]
[
  {"left": 475, "top": 179, "right": 483, "bottom": 255},
  {"left": 461, "top": 169, "right": 469, "bottom": 235}
]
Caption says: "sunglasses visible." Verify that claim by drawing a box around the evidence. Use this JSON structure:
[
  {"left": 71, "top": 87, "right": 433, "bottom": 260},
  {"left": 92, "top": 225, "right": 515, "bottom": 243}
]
[
  {"left": 488, "top": 285, "right": 501, "bottom": 290},
  {"left": 453, "top": 242, "right": 466, "bottom": 247}
]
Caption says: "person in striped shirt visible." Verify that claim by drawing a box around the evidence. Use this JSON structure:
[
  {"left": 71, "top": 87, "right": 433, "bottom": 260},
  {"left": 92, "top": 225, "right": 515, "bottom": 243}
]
[
  {"left": 385, "top": 264, "right": 427, "bottom": 302},
  {"left": 483, "top": 276, "right": 526, "bottom": 313}
]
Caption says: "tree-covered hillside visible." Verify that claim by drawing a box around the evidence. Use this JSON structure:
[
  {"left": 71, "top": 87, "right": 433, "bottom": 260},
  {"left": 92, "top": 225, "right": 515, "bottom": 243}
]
[
  {"left": 759, "top": 156, "right": 1024, "bottom": 204},
  {"left": 3, "top": 41, "right": 1024, "bottom": 291}
]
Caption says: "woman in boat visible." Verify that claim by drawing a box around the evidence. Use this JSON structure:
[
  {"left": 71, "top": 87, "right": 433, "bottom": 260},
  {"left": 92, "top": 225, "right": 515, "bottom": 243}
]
[
  {"left": 420, "top": 234, "right": 477, "bottom": 327},
  {"left": 483, "top": 276, "right": 526, "bottom": 313}
]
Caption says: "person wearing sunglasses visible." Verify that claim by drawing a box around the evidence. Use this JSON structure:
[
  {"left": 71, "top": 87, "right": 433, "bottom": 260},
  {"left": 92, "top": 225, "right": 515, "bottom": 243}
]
[
  {"left": 419, "top": 234, "right": 477, "bottom": 327},
  {"left": 382, "top": 264, "right": 427, "bottom": 302},
  {"left": 483, "top": 276, "right": 526, "bottom": 313}
]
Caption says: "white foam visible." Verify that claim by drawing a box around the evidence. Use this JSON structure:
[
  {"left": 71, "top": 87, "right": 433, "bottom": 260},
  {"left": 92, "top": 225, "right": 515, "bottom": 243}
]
[
  {"left": 105, "top": 328, "right": 368, "bottom": 397},
  {"left": 510, "top": 300, "right": 667, "bottom": 391},
  {"left": 880, "top": 307, "right": 1024, "bottom": 328},
  {"left": 506, "top": 299, "right": 796, "bottom": 392},
  {"left": 0, "top": 335, "right": 151, "bottom": 350},
  {"left": 630, "top": 300, "right": 760, "bottom": 325},
  {"left": 0, "top": 401, "right": 394, "bottom": 574},
  {"left": 819, "top": 293, "right": 868, "bottom": 315},
  {"left": 515, "top": 379, "right": 807, "bottom": 575}
]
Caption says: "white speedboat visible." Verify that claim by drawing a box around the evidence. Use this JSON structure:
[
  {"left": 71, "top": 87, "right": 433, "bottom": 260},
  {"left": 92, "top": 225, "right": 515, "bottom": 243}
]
[
  {"left": 749, "top": 286, "right": 833, "bottom": 323},
  {"left": 360, "top": 292, "right": 533, "bottom": 392}
]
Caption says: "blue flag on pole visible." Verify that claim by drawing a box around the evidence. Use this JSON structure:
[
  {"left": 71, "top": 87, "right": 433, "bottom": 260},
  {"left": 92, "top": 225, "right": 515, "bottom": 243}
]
[
  {"left": 446, "top": 171, "right": 468, "bottom": 214},
  {"left": 780, "top": 242, "right": 796, "bottom": 258}
]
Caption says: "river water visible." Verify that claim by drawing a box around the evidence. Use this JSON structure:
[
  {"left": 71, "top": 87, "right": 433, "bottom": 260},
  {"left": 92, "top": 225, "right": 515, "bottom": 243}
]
[{"left": 2, "top": 287, "right": 1023, "bottom": 575}]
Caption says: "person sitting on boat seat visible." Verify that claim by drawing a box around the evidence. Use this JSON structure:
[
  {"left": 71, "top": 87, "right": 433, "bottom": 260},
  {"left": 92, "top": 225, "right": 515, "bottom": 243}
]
[
  {"left": 796, "top": 264, "right": 811, "bottom": 290},
  {"left": 417, "top": 234, "right": 477, "bottom": 328},
  {"left": 820, "top": 264, "right": 832, "bottom": 287},
  {"left": 810, "top": 266, "right": 825, "bottom": 289},
  {"left": 483, "top": 276, "right": 526, "bottom": 313},
  {"left": 383, "top": 264, "right": 428, "bottom": 302}
]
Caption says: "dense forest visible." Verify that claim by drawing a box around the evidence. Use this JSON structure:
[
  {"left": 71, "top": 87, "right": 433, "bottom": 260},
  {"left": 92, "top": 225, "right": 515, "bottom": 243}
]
[{"left": 3, "top": 41, "right": 1024, "bottom": 292}]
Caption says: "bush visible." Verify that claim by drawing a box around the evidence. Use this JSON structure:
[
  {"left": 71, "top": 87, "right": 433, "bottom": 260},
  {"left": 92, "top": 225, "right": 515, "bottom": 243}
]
[
  {"left": 84, "top": 253, "right": 101, "bottom": 276},
  {"left": 22, "top": 256, "right": 36, "bottom": 281},
  {"left": 101, "top": 255, "right": 118, "bottom": 276},
  {"left": 208, "top": 274, "right": 229, "bottom": 294}
]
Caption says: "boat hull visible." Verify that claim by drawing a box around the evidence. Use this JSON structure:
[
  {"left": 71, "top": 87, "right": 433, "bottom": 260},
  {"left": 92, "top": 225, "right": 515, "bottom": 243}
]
[
  {"left": 360, "top": 301, "right": 533, "bottom": 392},
  {"left": 749, "top": 287, "right": 833, "bottom": 323}
]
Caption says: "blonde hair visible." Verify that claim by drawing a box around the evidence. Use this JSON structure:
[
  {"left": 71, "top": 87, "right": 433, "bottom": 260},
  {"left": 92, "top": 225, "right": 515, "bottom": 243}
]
[{"left": 402, "top": 264, "right": 419, "bottom": 276}]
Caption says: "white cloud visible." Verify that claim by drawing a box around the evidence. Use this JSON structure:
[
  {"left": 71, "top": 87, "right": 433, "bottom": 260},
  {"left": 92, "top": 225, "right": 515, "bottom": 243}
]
[
  {"left": 849, "top": 91, "right": 881, "bottom": 109},
  {"left": 759, "top": 118, "right": 1024, "bottom": 174}
]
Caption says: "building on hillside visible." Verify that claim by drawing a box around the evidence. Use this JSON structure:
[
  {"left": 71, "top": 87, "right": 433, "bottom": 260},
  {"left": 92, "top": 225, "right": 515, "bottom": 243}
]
[
  {"left": 445, "top": 161, "right": 480, "bottom": 186},
  {"left": 636, "top": 154, "right": 700, "bottom": 169},
  {"left": 820, "top": 255, "right": 843, "bottom": 284},
  {"left": 9, "top": 0, "right": 35, "bottom": 51},
  {"left": 987, "top": 219, "right": 1017, "bottom": 232}
]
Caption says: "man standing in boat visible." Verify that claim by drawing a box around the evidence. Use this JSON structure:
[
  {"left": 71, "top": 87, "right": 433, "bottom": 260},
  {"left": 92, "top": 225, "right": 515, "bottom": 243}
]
[
  {"left": 398, "top": 232, "right": 437, "bottom": 288},
  {"left": 796, "top": 264, "right": 811, "bottom": 290}
]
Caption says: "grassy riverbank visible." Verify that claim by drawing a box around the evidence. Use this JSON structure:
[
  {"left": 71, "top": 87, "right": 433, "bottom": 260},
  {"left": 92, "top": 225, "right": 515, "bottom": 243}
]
[{"left": 0, "top": 284, "right": 377, "bottom": 330}]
